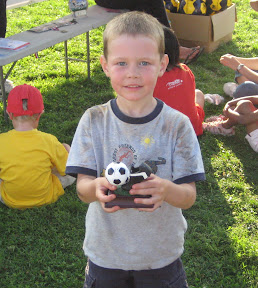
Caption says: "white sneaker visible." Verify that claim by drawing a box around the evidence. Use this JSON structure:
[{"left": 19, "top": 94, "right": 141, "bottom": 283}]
[
  {"left": 223, "top": 82, "right": 238, "bottom": 97},
  {"left": 0, "top": 79, "right": 15, "bottom": 94}
]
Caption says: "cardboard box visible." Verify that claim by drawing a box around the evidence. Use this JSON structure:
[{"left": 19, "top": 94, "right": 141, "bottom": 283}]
[{"left": 167, "top": 3, "right": 237, "bottom": 53}]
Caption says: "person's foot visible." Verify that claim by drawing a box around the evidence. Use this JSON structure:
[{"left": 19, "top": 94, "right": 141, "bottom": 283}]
[
  {"left": 250, "top": 0, "right": 258, "bottom": 11},
  {"left": 223, "top": 82, "right": 238, "bottom": 97},
  {"left": 180, "top": 46, "right": 204, "bottom": 65},
  {"left": 179, "top": 46, "right": 198, "bottom": 59}
]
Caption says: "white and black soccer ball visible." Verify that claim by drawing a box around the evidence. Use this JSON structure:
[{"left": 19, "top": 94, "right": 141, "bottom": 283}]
[{"left": 105, "top": 162, "right": 130, "bottom": 186}]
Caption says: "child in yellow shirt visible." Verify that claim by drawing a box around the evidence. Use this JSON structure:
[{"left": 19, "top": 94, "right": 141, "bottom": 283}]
[{"left": 0, "top": 84, "right": 75, "bottom": 209}]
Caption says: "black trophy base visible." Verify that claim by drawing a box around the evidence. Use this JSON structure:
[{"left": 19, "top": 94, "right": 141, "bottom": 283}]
[{"left": 105, "top": 191, "right": 154, "bottom": 209}]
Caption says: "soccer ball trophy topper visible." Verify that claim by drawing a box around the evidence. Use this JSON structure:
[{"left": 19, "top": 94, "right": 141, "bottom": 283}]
[
  {"left": 105, "top": 162, "right": 154, "bottom": 209},
  {"left": 69, "top": 0, "right": 88, "bottom": 18}
]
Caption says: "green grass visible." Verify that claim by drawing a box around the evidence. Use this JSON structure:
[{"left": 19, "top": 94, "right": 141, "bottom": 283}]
[{"left": 0, "top": 0, "right": 257, "bottom": 287}]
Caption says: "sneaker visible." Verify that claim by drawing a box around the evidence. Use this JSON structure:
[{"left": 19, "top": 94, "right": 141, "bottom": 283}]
[
  {"left": 0, "top": 79, "right": 15, "bottom": 94},
  {"left": 205, "top": 115, "right": 227, "bottom": 122},
  {"left": 202, "top": 119, "right": 235, "bottom": 136},
  {"left": 204, "top": 94, "right": 224, "bottom": 105},
  {"left": 223, "top": 82, "right": 238, "bottom": 97}
]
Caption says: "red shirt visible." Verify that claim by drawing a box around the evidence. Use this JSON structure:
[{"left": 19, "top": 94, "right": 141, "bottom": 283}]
[{"left": 154, "top": 64, "right": 204, "bottom": 136}]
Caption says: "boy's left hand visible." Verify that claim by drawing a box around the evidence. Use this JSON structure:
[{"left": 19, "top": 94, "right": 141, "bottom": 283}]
[{"left": 129, "top": 174, "right": 169, "bottom": 212}]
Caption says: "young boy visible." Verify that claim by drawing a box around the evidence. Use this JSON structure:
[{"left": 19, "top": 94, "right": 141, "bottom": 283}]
[
  {"left": 66, "top": 11, "right": 205, "bottom": 288},
  {"left": 0, "top": 84, "right": 75, "bottom": 209}
]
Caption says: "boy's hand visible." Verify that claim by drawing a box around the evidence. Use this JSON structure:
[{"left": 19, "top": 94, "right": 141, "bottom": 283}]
[
  {"left": 95, "top": 177, "right": 121, "bottom": 213},
  {"left": 129, "top": 174, "right": 169, "bottom": 212},
  {"left": 77, "top": 174, "right": 120, "bottom": 213}
]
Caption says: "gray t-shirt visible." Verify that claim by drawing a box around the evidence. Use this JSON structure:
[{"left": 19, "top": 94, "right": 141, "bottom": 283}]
[{"left": 66, "top": 99, "right": 205, "bottom": 270}]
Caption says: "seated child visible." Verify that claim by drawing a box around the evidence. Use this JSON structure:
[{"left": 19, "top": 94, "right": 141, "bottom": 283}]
[
  {"left": 154, "top": 26, "right": 205, "bottom": 136},
  {"left": 220, "top": 54, "right": 258, "bottom": 99},
  {"left": 0, "top": 84, "right": 75, "bottom": 209},
  {"left": 202, "top": 96, "right": 258, "bottom": 152},
  {"left": 221, "top": 3, "right": 258, "bottom": 98},
  {"left": 66, "top": 11, "right": 205, "bottom": 287}
]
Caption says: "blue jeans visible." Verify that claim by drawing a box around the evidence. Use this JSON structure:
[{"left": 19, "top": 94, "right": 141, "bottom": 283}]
[
  {"left": 233, "top": 81, "right": 258, "bottom": 99},
  {"left": 234, "top": 69, "right": 258, "bottom": 99},
  {"left": 83, "top": 258, "right": 189, "bottom": 288}
]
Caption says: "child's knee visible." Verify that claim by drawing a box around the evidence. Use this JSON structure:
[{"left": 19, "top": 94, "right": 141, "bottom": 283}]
[
  {"left": 236, "top": 100, "right": 255, "bottom": 114},
  {"left": 195, "top": 89, "right": 205, "bottom": 107}
]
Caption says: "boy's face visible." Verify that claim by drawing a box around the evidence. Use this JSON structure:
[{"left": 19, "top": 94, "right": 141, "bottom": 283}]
[{"left": 100, "top": 34, "right": 168, "bottom": 104}]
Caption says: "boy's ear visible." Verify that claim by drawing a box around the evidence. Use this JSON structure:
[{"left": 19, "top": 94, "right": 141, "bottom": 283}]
[
  {"left": 6, "top": 111, "right": 13, "bottom": 120},
  {"left": 36, "top": 111, "right": 44, "bottom": 121},
  {"left": 100, "top": 55, "right": 110, "bottom": 77},
  {"left": 159, "top": 54, "right": 169, "bottom": 77}
]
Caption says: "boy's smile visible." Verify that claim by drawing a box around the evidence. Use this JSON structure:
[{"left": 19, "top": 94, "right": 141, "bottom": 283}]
[{"left": 100, "top": 34, "right": 168, "bottom": 117}]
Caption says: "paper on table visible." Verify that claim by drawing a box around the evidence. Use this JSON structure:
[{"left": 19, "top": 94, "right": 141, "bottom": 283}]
[{"left": 0, "top": 38, "right": 30, "bottom": 50}]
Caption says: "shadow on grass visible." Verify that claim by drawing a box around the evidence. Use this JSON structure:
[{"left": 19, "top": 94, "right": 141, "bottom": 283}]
[{"left": 181, "top": 133, "right": 255, "bottom": 288}]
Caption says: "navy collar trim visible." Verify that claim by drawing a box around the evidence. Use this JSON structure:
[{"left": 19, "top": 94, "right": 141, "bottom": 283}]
[{"left": 110, "top": 98, "right": 164, "bottom": 124}]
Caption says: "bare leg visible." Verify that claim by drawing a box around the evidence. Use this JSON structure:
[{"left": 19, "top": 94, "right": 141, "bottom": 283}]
[
  {"left": 235, "top": 75, "right": 249, "bottom": 84},
  {"left": 195, "top": 89, "right": 205, "bottom": 109}
]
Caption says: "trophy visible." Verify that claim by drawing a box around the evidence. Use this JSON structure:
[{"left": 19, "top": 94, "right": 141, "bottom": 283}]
[
  {"left": 69, "top": 0, "right": 88, "bottom": 18},
  {"left": 105, "top": 162, "right": 154, "bottom": 209}
]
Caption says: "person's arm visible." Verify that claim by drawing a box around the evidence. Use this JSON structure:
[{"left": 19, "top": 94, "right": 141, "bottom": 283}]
[
  {"left": 76, "top": 174, "right": 120, "bottom": 213},
  {"left": 231, "top": 56, "right": 258, "bottom": 70},
  {"left": 220, "top": 54, "right": 258, "bottom": 83},
  {"left": 220, "top": 54, "right": 258, "bottom": 70},
  {"left": 129, "top": 173, "right": 196, "bottom": 212},
  {"left": 224, "top": 95, "right": 258, "bottom": 108}
]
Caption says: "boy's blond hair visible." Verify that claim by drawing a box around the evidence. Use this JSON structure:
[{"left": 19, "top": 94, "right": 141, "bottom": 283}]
[
  {"left": 103, "top": 11, "right": 165, "bottom": 60},
  {"left": 14, "top": 99, "right": 40, "bottom": 121}
]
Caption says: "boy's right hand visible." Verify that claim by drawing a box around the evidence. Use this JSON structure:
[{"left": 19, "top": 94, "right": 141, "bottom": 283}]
[
  {"left": 95, "top": 177, "right": 121, "bottom": 213},
  {"left": 77, "top": 174, "right": 120, "bottom": 213}
]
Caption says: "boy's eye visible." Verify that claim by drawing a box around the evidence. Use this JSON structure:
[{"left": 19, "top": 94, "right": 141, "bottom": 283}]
[
  {"left": 140, "top": 61, "right": 149, "bottom": 66},
  {"left": 117, "top": 62, "right": 127, "bottom": 66}
]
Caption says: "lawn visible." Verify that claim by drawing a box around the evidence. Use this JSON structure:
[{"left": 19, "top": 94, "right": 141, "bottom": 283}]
[{"left": 0, "top": 0, "right": 257, "bottom": 287}]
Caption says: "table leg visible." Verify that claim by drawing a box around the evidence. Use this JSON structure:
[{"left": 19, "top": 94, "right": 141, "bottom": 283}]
[
  {"left": 86, "top": 31, "right": 90, "bottom": 80},
  {"left": 64, "top": 40, "right": 69, "bottom": 78},
  {"left": 0, "top": 66, "right": 8, "bottom": 121}
]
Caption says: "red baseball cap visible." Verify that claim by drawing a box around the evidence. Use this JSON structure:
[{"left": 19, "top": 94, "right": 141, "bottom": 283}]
[{"left": 7, "top": 84, "right": 44, "bottom": 117}]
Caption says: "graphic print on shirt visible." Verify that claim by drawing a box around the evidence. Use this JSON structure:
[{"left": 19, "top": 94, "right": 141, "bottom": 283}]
[
  {"left": 140, "top": 135, "right": 155, "bottom": 148},
  {"left": 112, "top": 143, "right": 138, "bottom": 168},
  {"left": 111, "top": 139, "right": 166, "bottom": 172},
  {"left": 166, "top": 79, "right": 183, "bottom": 90}
]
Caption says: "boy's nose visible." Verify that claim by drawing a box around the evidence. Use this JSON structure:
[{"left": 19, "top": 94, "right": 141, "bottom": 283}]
[{"left": 127, "top": 64, "right": 140, "bottom": 78}]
